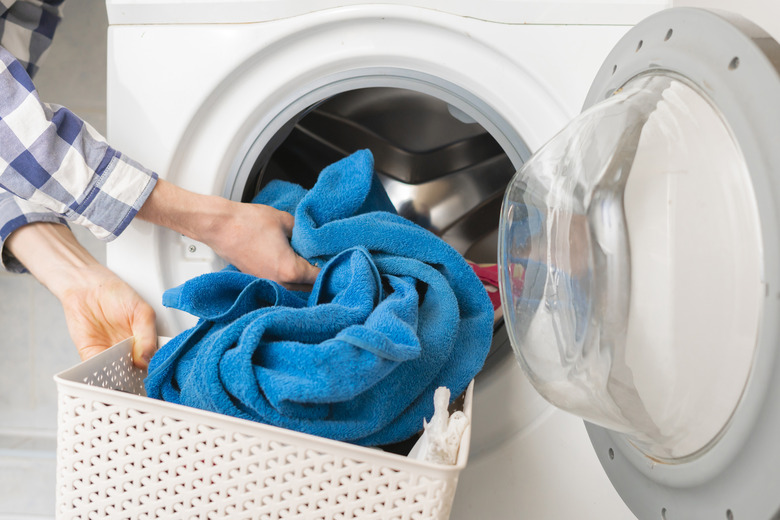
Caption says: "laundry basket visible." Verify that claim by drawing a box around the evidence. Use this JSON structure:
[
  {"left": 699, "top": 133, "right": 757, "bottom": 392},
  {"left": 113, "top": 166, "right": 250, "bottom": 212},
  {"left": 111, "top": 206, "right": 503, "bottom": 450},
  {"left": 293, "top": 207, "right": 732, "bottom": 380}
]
[{"left": 54, "top": 338, "right": 473, "bottom": 520}]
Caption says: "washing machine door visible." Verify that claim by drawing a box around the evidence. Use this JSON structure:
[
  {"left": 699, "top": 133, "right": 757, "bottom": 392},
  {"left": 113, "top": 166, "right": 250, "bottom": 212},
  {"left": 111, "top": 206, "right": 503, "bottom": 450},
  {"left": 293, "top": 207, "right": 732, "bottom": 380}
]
[{"left": 498, "top": 7, "right": 780, "bottom": 520}]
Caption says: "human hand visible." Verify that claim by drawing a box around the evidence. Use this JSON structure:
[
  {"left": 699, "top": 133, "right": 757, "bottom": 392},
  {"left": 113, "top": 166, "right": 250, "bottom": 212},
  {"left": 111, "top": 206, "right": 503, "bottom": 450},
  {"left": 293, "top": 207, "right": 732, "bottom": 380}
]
[
  {"left": 5, "top": 223, "right": 157, "bottom": 368},
  {"left": 137, "top": 179, "right": 320, "bottom": 285},
  {"left": 199, "top": 200, "right": 320, "bottom": 285},
  {"left": 56, "top": 263, "right": 157, "bottom": 367}
]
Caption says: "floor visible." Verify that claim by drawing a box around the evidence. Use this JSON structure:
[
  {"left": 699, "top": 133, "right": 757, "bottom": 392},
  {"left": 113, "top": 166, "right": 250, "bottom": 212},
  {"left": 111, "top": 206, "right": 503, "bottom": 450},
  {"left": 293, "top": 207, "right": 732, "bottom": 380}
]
[{"left": 0, "top": 1, "right": 108, "bottom": 518}]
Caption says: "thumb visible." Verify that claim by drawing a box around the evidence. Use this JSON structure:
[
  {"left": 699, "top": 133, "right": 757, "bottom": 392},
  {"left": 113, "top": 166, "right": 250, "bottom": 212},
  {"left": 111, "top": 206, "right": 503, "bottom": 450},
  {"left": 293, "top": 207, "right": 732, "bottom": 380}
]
[
  {"left": 294, "top": 254, "right": 320, "bottom": 285},
  {"left": 77, "top": 344, "right": 105, "bottom": 362},
  {"left": 131, "top": 304, "right": 157, "bottom": 369},
  {"left": 277, "top": 209, "right": 295, "bottom": 238}
]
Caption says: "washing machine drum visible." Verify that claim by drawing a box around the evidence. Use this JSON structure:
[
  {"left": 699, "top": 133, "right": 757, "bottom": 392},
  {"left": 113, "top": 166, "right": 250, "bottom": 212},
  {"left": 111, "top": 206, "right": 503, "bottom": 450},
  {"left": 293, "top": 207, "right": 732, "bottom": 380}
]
[{"left": 498, "top": 7, "right": 780, "bottom": 520}]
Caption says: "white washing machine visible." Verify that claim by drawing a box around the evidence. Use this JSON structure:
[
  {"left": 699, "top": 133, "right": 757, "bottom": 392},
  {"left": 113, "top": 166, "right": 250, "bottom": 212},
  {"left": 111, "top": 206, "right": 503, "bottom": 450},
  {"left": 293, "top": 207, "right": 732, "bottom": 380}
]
[{"left": 104, "top": 1, "right": 780, "bottom": 518}]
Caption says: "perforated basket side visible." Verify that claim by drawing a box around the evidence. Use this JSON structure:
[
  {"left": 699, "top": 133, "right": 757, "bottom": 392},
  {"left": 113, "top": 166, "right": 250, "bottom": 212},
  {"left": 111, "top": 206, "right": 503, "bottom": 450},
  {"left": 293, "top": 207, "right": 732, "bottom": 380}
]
[
  {"left": 54, "top": 339, "right": 469, "bottom": 520},
  {"left": 55, "top": 337, "right": 147, "bottom": 395}
]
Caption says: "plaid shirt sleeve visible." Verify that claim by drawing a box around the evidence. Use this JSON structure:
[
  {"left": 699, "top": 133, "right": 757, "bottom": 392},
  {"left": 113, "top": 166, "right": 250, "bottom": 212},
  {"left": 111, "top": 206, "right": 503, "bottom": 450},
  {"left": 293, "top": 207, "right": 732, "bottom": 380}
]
[
  {"left": 0, "top": 1, "right": 159, "bottom": 272},
  {"left": 0, "top": 188, "right": 67, "bottom": 272}
]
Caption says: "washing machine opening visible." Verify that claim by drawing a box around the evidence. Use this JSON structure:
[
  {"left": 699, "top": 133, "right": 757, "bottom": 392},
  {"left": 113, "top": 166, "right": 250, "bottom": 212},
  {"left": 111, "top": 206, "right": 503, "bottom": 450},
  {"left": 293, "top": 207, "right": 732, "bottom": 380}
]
[
  {"left": 237, "top": 86, "right": 517, "bottom": 366},
  {"left": 499, "top": 72, "right": 764, "bottom": 462}
]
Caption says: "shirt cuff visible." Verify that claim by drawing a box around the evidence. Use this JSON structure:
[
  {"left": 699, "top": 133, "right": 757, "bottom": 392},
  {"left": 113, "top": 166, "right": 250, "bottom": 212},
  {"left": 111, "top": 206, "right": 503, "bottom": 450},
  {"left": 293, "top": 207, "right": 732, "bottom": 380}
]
[
  {"left": 0, "top": 191, "right": 68, "bottom": 273},
  {"left": 65, "top": 151, "right": 159, "bottom": 241}
]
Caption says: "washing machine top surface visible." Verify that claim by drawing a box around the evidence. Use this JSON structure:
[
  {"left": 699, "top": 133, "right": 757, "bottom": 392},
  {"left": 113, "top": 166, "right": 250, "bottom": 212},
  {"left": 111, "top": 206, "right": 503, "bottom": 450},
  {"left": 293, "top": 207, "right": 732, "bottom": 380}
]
[
  {"left": 499, "top": 7, "right": 780, "bottom": 519},
  {"left": 105, "top": 0, "right": 670, "bottom": 25}
]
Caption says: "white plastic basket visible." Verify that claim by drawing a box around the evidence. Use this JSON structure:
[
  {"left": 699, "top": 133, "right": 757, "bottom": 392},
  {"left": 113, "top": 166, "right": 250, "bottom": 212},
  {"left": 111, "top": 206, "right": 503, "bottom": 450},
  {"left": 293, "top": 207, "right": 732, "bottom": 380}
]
[{"left": 54, "top": 338, "right": 473, "bottom": 520}]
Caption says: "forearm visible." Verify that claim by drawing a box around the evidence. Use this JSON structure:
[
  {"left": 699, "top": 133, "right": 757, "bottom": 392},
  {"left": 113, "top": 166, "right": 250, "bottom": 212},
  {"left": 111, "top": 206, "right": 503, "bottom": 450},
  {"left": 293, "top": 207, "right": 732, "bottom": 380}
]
[
  {"left": 5, "top": 221, "right": 97, "bottom": 300},
  {"left": 136, "top": 179, "right": 319, "bottom": 284},
  {"left": 6, "top": 221, "right": 158, "bottom": 367},
  {"left": 135, "top": 178, "right": 227, "bottom": 244},
  {"left": 0, "top": 188, "right": 69, "bottom": 272}
]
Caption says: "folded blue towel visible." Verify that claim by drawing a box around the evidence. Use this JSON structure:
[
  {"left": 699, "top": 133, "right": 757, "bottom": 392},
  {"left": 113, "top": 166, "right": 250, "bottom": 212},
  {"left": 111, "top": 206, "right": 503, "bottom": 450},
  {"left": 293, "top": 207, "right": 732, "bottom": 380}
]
[{"left": 145, "top": 150, "right": 494, "bottom": 446}]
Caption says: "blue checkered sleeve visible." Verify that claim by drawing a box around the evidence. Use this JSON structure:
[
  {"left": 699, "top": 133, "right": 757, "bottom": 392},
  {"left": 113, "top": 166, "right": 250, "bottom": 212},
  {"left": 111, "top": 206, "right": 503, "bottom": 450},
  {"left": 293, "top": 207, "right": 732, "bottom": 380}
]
[
  {"left": 0, "top": 188, "right": 68, "bottom": 271},
  {"left": 0, "top": 36, "right": 159, "bottom": 271}
]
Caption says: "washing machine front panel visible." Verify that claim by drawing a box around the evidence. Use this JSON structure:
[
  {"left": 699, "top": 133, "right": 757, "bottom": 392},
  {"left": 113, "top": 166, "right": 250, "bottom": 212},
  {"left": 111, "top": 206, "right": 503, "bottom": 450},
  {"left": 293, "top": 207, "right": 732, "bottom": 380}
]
[
  {"left": 499, "top": 7, "right": 780, "bottom": 519},
  {"left": 106, "top": 4, "right": 644, "bottom": 518},
  {"left": 106, "top": 5, "right": 630, "bottom": 335}
]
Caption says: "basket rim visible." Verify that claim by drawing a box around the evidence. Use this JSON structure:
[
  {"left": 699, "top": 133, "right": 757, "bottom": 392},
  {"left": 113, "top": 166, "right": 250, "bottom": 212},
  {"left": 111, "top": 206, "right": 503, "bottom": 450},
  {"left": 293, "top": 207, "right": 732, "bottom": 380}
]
[{"left": 54, "top": 337, "right": 473, "bottom": 474}]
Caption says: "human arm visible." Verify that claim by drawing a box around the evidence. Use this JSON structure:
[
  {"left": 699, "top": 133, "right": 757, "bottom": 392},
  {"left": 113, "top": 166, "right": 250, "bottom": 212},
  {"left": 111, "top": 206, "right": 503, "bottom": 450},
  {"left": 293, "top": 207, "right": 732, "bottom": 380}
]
[
  {"left": 0, "top": 54, "right": 160, "bottom": 365},
  {"left": 4, "top": 220, "right": 157, "bottom": 368},
  {"left": 0, "top": 2, "right": 157, "bottom": 367},
  {"left": 0, "top": 42, "right": 317, "bottom": 284},
  {"left": 0, "top": 188, "right": 157, "bottom": 367},
  {"left": 0, "top": 44, "right": 159, "bottom": 244},
  {"left": 136, "top": 179, "right": 319, "bottom": 284},
  {"left": 0, "top": 182, "right": 316, "bottom": 365},
  {"left": 0, "top": 188, "right": 68, "bottom": 270},
  {"left": 0, "top": 1, "right": 313, "bottom": 368}
]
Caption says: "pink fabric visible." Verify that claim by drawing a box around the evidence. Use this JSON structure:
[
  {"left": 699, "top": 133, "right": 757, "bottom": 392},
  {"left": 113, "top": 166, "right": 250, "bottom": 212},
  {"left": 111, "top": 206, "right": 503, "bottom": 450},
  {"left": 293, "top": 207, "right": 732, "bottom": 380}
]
[{"left": 467, "top": 261, "right": 501, "bottom": 310}]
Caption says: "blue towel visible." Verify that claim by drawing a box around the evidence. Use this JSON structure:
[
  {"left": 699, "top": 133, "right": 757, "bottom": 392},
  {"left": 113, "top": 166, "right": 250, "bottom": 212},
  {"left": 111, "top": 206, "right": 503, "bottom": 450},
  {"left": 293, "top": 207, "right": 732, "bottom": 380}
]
[{"left": 145, "top": 150, "right": 494, "bottom": 446}]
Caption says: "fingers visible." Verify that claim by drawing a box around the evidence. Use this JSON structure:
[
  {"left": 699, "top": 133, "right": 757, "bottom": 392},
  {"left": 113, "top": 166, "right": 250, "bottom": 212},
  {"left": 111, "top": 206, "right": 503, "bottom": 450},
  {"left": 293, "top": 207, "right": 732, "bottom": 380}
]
[
  {"left": 273, "top": 210, "right": 318, "bottom": 284},
  {"left": 276, "top": 210, "right": 295, "bottom": 237},
  {"left": 132, "top": 335, "right": 157, "bottom": 370},
  {"left": 248, "top": 207, "right": 319, "bottom": 284},
  {"left": 59, "top": 267, "right": 159, "bottom": 369},
  {"left": 293, "top": 254, "right": 320, "bottom": 285},
  {"left": 78, "top": 344, "right": 105, "bottom": 362},
  {"left": 271, "top": 245, "right": 320, "bottom": 286},
  {"left": 279, "top": 213, "right": 319, "bottom": 284},
  {"left": 131, "top": 304, "right": 158, "bottom": 370},
  {"left": 201, "top": 202, "right": 319, "bottom": 285}
]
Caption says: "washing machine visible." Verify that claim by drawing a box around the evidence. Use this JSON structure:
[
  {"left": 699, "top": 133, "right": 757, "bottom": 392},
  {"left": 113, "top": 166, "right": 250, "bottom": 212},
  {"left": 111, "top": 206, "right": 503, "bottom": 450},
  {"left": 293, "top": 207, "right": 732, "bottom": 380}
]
[{"left": 104, "top": 1, "right": 780, "bottom": 518}]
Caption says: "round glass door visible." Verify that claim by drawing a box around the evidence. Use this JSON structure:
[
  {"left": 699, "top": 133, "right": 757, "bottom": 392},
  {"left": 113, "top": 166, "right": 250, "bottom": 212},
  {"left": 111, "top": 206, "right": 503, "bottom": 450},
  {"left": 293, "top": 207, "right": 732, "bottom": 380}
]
[{"left": 498, "top": 72, "right": 764, "bottom": 462}]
